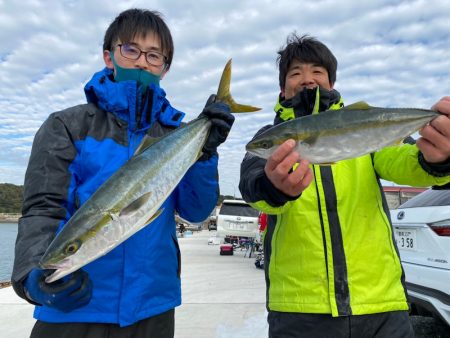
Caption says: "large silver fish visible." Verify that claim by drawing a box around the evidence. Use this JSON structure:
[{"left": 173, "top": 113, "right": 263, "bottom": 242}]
[
  {"left": 40, "top": 59, "right": 260, "bottom": 283},
  {"left": 246, "top": 101, "right": 439, "bottom": 164}
]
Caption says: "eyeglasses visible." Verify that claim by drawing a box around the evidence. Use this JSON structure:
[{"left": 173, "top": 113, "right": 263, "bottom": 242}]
[{"left": 116, "top": 44, "right": 167, "bottom": 67}]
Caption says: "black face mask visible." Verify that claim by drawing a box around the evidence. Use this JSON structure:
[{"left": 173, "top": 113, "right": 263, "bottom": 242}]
[{"left": 281, "top": 87, "right": 341, "bottom": 118}]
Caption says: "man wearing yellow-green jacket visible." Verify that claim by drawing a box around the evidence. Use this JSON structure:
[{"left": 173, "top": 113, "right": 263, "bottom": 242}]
[{"left": 239, "top": 33, "right": 450, "bottom": 338}]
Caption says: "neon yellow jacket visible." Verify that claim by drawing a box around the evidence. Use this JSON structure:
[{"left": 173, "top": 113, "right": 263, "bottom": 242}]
[{"left": 239, "top": 93, "right": 450, "bottom": 316}]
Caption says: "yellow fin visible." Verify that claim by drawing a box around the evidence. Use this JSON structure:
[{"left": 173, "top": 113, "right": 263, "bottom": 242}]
[
  {"left": 302, "top": 135, "right": 318, "bottom": 146},
  {"left": 344, "top": 101, "right": 372, "bottom": 110},
  {"left": 120, "top": 192, "right": 152, "bottom": 217},
  {"left": 133, "top": 135, "right": 161, "bottom": 157},
  {"left": 146, "top": 208, "right": 164, "bottom": 225},
  {"left": 216, "top": 59, "right": 261, "bottom": 113}
]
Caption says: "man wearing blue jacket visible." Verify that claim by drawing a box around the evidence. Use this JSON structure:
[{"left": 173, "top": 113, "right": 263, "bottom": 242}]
[{"left": 12, "top": 8, "right": 234, "bottom": 338}]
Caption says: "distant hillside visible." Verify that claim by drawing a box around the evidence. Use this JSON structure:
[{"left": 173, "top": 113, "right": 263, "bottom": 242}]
[
  {"left": 0, "top": 183, "right": 23, "bottom": 213},
  {"left": 0, "top": 183, "right": 238, "bottom": 213}
]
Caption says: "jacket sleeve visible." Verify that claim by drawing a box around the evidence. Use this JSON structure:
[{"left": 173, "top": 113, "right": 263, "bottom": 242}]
[
  {"left": 12, "top": 113, "right": 77, "bottom": 300},
  {"left": 239, "top": 125, "right": 299, "bottom": 214},
  {"left": 174, "top": 155, "right": 219, "bottom": 223},
  {"left": 373, "top": 143, "right": 450, "bottom": 186}
]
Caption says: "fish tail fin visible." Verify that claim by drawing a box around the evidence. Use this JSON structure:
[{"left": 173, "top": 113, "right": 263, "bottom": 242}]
[{"left": 216, "top": 59, "right": 261, "bottom": 113}]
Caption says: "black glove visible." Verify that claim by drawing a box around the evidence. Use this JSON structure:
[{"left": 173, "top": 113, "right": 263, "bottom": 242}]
[
  {"left": 24, "top": 268, "right": 93, "bottom": 312},
  {"left": 199, "top": 94, "right": 235, "bottom": 160},
  {"left": 281, "top": 87, "right": 341, "bottom": 117}
]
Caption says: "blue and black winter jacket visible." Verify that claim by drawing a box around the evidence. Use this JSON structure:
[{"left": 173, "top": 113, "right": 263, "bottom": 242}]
[{"left": 12, "top": 67, "right": 219, "bottom": 326}]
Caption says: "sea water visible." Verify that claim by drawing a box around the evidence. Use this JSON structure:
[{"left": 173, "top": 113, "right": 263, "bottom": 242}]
[{"left": 0, "top": 223, "right": 17, "bottom": 281}]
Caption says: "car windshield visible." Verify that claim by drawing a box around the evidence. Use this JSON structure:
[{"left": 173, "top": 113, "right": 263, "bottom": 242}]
[
  {"left": 399, "top": 188, "right": 450, "bottom": 208},
  {"left": 219, "top": 203, "right": 260, "bottom": 217}
]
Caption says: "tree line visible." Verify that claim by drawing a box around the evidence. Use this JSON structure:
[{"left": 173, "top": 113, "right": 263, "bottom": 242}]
[
  {"left": 0, "top": 183, "right": 241, "bottom": 214},
  {"left": 0, "top": 183, "right": 23, "bottom": 213}
]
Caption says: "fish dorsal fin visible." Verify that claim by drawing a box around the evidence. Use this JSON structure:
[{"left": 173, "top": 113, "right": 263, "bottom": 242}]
[
  {"left": 133, "top": 135, "right": 161, "bottom": 157},
  {"left": 393, "top": 138, "right": 404, "bottom": 146},
  {"left": 344, "top": 101, "right": 372, "bottom": 110},
  {"left": 145, "top": 208, "right": 164, "bottom": 225},
  {"left": 119, "top": 192, "right": 153, "bottom": 217}
]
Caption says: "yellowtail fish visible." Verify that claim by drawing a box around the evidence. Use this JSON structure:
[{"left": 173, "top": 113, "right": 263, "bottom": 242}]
[
  {"left": 246, "top": 101, "right": 439, "bottom": 164},
  {"left": 40, "top": 59, "right": 260, "bottom": 282}
]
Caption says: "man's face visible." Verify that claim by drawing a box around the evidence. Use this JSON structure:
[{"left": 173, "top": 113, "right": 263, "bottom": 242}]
[
  {"left": 283, "top": 60, "right": 333, "bottom": 99},
  {"left": 103, "top": 32, "right": 168, "bottom": 78}
]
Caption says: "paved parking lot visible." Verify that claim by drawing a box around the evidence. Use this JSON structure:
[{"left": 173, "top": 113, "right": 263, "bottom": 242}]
[
  {"left": 0, "top": 231, "right": 268, "bottom": 338},
  {"left": 176, "top": 231, "right": 267, "bottom": 337},
  {"left": 1, "top": 230, "right": 447, "bottom": 337}
]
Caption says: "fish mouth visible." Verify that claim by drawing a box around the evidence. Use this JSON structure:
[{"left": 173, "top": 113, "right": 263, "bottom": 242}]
[
  {"left": 45, "top": 268, "right": 71, "bottom": 283},
  {"left": 245, "top": 142, "right": 269, "bottom": 158},
  {"left": 39, "top": 262, "right": 58, "bottom": 269},
  {"left": 245, "top": 140, "right": 259, "bottom": 152},
  {"left": 43, "top": 259, "right": 78, "bottom": 283},
  {"left": 39, "top": 255, "right": 71, "bottom": 271},
  {"left": 245, "top": 144, "right": 258, "bottom": 154},
  {"left": 248, "top": 150, "right": 269, "bottom": 160}
]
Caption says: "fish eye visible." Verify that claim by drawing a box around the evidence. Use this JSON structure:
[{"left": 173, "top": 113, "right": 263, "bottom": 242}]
[
  {"left": 261, "top": 140, "right": 273, "bottom": 149},
  {"left": 64, "top": 240, "right": 81, "bottom": 255}
]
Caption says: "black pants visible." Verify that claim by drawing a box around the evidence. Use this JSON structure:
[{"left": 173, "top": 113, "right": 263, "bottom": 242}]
[
  {"left": 268, "top": 311, "right": 415, "bottom": 338},
  {"left": 30, "top": 309, "right": 174, "bottom": 338}
]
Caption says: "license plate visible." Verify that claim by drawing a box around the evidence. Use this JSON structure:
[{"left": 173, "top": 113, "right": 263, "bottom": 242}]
[
  {"left": 395, "top": 229, "right": 417, "bottom": 251},
  {"left": 229, "top": 222, "right": 247, "bottom": 231}
]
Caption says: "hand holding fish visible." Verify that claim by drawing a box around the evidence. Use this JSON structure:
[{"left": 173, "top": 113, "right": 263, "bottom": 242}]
[
  {"left": 24, "top": 268, "right": 92, "bottom": 312},
  {"left": 39, "top": 59, "right": 260, "bottom": 283},
  {"left": 246, "top": 102, "right": 441, "bottom": 165},
  {"left": 417, "top": 96, "right": 450, "bottom": 163},
  {"left": 264, "top": 139, "right": 313, "bottom": 197},
  {"left": 198, "top": 94, "right": 235, "bottom": 160}
]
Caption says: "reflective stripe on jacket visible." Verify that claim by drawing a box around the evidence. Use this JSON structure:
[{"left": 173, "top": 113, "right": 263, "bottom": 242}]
[{"left": 240, "top": 96, "right": 450, "bottom": 316}]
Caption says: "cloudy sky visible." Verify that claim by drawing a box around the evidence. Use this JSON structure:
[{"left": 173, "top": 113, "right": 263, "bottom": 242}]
[{"left": 1, "top": 0, "right": 449, "bottom": 197}]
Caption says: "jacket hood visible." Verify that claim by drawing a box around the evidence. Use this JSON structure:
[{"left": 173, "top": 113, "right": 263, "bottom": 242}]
[{"left": 84, "top": 67, "right": 184, "bottom": 131}]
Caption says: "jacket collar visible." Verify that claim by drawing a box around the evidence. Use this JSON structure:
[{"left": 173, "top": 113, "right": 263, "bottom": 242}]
[
  {"left": 84, "top": 68, "right": 184, "bottom": 131},
  {"left": 274, "top": 87, "right": 343, "bottom": 124}
]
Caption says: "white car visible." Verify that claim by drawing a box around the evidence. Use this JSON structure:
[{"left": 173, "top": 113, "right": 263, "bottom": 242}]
[
  {"left": 390, "top": 186, "right": 450, "bottom": 326},
  {"left": 216, "top": 199, "right": 260, "bottom": 239}
]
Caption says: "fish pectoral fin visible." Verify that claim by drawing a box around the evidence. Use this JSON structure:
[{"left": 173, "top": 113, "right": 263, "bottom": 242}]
[
  {"left": 133, "top": 135, "right": 161, "bottom": 157},
  {"left": 216, "top": 59, "right": 261, "bottom": 113},
  {"left": 344, "top": 101, "right": 372, "bottom": 110},
  {"left": 196, "top": 148, "right": 205, "bottom": 160},
  {"left": 301, "top": 135, "right": 318, "bottom": 146},
  {"left": 146, "top": 208, "right": 164, "bottom": 225},
  {"left": 120, "top": 192, "right": 153, "bottom": 217}
]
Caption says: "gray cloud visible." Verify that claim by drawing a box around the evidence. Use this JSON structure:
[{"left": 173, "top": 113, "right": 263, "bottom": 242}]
[{"left": 0, "top": 0, "right": 449, "bottom": 196}]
